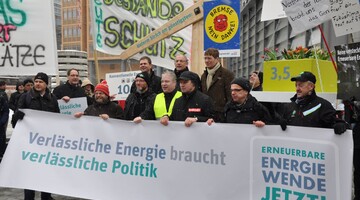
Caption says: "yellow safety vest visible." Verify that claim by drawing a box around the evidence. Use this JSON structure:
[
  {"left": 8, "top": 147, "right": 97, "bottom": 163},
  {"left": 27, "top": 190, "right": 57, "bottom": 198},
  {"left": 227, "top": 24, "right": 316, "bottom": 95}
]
[{"left": 154, "top": 91, "right": 182, "bottom": 119}]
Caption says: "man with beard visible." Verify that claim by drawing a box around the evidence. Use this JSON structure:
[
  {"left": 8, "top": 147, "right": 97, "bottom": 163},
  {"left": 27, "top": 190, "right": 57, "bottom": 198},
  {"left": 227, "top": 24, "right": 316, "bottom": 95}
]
[
  {"left": 130, "top": 56, "right": 161, "bottom": 94},
  {"left": 124, "top": 72, "right": 156, "bottom": 120},
  {"left": 13, "top": 72, "right": 59, "bottom": 200},
  {"left": 74, "top": 80, "right": 124, "bottom": 120}
]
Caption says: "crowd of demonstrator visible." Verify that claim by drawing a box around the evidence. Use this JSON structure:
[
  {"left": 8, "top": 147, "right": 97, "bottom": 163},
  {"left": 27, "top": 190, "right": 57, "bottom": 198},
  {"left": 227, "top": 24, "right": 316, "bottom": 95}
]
[{"left": 0, "top": 47, "right": 356, "bottom": 200}]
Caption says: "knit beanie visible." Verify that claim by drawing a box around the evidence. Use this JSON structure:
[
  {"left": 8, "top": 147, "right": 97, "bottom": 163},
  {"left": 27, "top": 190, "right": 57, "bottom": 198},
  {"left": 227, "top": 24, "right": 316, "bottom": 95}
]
[
  {"left": 95, "top": 80, "right": 110, "bottom": 96},
  {"left": 16, "top": 81, "right": 24, "bottom": 91},
  {"left": 231, "top": 78, "right": 251, "bottom": 92},
  {"left": 23, "top": 78, "right": 34, "bottom": 85},
  {"left": 135, "top": 72, "right": 151, "bottom": 87},
  {"left": 34, "top": 72, "right": 49, "bottom": 85}
]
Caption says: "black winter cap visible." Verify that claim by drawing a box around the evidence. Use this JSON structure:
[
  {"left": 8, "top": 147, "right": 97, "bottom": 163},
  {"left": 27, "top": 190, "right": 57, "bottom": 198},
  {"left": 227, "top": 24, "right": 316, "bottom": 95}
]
[
  {"left": 135, "top": 72, "right": 151, "bottom": 87},
  {"left": 34, "top": 72, "right": 49, "bottom": 85},
  {"left": 231, "top": 78, "right": 251, "bottom": 92}
]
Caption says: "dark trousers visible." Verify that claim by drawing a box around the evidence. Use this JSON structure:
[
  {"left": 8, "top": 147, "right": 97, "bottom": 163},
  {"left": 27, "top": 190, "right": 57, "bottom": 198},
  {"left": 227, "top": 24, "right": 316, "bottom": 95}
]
[{"left": 24, "top": 189, "right": 51, "bottom": 200}]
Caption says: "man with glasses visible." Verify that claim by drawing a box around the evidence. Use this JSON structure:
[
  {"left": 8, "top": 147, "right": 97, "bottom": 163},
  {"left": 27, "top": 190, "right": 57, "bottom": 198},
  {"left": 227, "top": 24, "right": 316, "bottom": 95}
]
[
  {"left": 53, "top": 68, "right": 89, "bottom": 104},
  {"left": 174, "top": 54, "right": 201, "bottom": 91},
  {"left": 283, "top": 71, "right": 347, "bottom": 134},
  {"left": 124, "top": 72, "right": 156, "bottom": 120},
  {"left": 207, "top": 77, "right": 271, "bottom": 127},
  {"left": 130, "top": 56, "right": 161, "bottom": 94}
]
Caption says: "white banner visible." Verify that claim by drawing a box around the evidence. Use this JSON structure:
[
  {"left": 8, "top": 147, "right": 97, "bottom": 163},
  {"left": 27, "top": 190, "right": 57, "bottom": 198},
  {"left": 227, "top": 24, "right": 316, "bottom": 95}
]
[
  {"left": 0, "top": 110, "right": 353, "bottom": 200},
  {"left": 57, "top": 97, "right": 88, "bottom": 115},
  {"left": 0, "top": 0, "right": 58, "bottom": 76},
  {"left": 330, "top": 0, "right": 360, "bottom": 37},
  {"left": 89, "top": 0, "right": 192, "bottom": 69},
  {"left": 261, "top": 0, "right": 287, "bottom": 21},
  {"left": 281, "top": 0, "right": 332, "bottom": 34},
  {"left": 106, "top": 71, "right": 140, "bottom": 101}
]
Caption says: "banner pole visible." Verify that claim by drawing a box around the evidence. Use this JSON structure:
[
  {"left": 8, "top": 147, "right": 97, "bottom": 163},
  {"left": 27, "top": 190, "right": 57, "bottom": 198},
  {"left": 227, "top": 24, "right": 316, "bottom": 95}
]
[
  {"left": 318, "top": 25, "right": 337, "bottom": 72},
  {"left": 93, "top": 49, "right": 100, "bottom": 83}
]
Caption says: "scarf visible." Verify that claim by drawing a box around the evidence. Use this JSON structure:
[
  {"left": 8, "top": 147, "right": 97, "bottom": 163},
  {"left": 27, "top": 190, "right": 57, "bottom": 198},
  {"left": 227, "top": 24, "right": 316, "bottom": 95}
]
[{"left": 206, "top": 62, "right": 221, "bottom": 90}]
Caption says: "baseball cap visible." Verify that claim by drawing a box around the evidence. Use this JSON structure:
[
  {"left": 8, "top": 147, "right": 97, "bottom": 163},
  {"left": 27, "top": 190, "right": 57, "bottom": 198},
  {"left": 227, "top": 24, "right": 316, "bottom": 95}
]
[{"left": 290, "top": 71, "right": 316, "bottom": 84}]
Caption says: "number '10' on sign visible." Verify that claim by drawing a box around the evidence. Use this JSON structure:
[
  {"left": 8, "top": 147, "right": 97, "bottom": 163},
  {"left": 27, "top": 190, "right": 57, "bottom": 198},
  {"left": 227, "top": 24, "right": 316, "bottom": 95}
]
[
  {"left": 270, "top": 66, "right": 290, "bottom": 81},
  {"left": 118, "top": 84, "right": 130, "bottom": 94}
]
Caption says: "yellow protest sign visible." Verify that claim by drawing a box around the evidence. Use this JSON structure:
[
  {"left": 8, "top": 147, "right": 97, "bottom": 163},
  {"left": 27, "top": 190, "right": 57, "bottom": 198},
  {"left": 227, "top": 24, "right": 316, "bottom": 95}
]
[{"left": 263, "top": 59, "right": 337, "bottom": 92}]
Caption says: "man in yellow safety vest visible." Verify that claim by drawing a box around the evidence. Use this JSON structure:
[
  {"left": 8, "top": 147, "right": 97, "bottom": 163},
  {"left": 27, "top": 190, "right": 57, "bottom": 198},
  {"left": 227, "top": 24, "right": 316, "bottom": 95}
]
[{"left": 133, "top": 71, "right": 182, "bottom": 125}]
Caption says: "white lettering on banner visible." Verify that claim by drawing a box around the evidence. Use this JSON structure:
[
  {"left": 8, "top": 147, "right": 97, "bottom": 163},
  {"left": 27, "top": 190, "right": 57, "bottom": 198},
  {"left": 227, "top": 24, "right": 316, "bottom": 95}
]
[{"left": 0, "top": 110, "right": 353, "bottom": 200}]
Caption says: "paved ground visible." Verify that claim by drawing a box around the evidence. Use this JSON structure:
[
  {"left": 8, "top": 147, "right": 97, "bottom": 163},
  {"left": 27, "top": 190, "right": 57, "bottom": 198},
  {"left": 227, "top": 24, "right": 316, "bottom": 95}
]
[{"left": 0, "top": 187, "right": 87, "bottom": 200}]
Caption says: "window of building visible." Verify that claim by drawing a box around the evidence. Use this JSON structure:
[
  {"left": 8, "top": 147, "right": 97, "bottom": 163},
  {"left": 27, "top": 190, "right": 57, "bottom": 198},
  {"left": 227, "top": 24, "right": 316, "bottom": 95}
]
[
  {"left": 68, "top": 9, "right": 73, "bottom": 19},
  {"left": 63, "top": 10, "right": 67, "bottom": 20},
  {"left": 64, "top": 28, "right": 68, "bottom": 38},
  {"left": 73, "top": 8, "right": 77, "bottom": 20}
]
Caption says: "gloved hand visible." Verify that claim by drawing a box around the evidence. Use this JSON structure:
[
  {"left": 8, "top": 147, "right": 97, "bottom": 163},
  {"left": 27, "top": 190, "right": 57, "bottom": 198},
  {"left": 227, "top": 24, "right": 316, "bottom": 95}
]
[
  {"left": 14, "top": 110, "right": 25, "bottom": 120},
  {"left": 334, "top": 122, "right": 347, "bottom": 135},
  {"left": 279, "top": 118, "right": 287, "bottom": 131}
]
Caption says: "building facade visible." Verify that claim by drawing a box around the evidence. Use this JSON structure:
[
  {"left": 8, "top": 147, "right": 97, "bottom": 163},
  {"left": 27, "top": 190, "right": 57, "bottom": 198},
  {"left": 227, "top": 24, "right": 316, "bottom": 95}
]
[{"left": 228, "top": 0, "right": 352, "bottom": 78}]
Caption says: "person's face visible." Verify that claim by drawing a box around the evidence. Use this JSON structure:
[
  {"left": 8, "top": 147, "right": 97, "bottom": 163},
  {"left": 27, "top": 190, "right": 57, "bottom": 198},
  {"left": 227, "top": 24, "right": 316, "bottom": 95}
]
[
  {"left": 161, "top": 74, "right": 176, "bottom": 93},
  {"left": 174, "top": 55, "right": 188, "bottom": 71},
  {"left": 135, "top": 77, "right": 148, "bottom": 92},
  {"left": 84, "top": 84, "right": 92, "bottom": 91},
  {"left": 295, "top": 81, "right": 314, "bottom": 98},
  {"left": 34, "top": 79, "right": 47, "bottom": 93},
  {"left": 94, "top": 91, "right": 108, "bottom": 104},
  {"left": 231, "top": 84, "right": 248, "bottom": 103},
  {"left": 249, "top": 73, "right": 260, "bottom": 86},
  {"left": 24, "top": 82, "right": 33, "bottom": 92},
  {"left": 179, "top": 79, "right": 195, "bottom": 94},
  {"left": 18, "top": 85, "right": 24, "bottom": 93},
  {"left": 139, "top": 59, "right": 152, "bottom": 73},
  {"left": 204, "top": 55, "right": 219, "bottom": 69},
  {"left": 68, "top": 70, "right": 80, "bottom": 85}
]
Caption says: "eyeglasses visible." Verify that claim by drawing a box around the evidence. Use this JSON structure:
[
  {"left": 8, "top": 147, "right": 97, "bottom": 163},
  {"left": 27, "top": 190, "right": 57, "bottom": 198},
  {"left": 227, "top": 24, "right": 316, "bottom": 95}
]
[{"left": 231, "top": 88, "right": 244, "bottom": 92}]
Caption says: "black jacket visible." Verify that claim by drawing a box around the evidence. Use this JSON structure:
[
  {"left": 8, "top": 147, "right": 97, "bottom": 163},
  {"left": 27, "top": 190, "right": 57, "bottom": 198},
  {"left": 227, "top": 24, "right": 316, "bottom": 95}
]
[
  {"left": 53, "top": 81, "right": 92, "bottom": 105},
  {"left": 170, "top": 90, "right": 214, "bottom": 122},
  {"left": 124, "top": 90, "right": 156, "bottom": 120},
  {"left": 12, "top": 88, "right": 59, "bottom": 128},
  {"left": 224, "top": 94, "right": 271, "bottom": 124},
  {"left": 130, "top": 71, "right": 162, "bottom": 94},
  {"left": 84, "top": 100, "right": 124, "bottom": 119},
  {"left": 9, "top": 91, "right": 22, "bottom": 111},
  {"left": 18, "top": 88, "right": 60, "bottom": 113},
  {"left": 174, "top": 67, "right": 202, "bottom": 91},
  {"left": 283, "top": 91, "right": 339, "bottom": 128}
]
